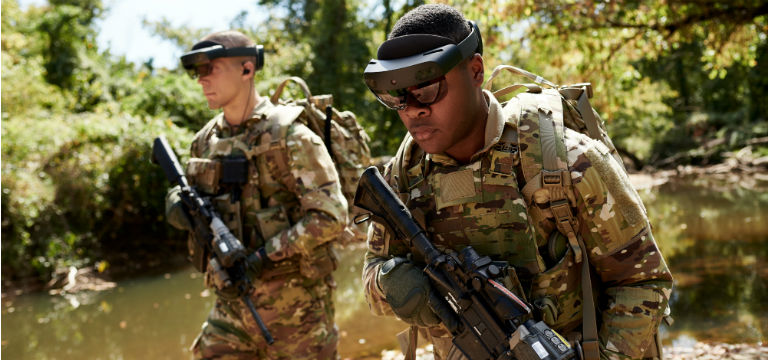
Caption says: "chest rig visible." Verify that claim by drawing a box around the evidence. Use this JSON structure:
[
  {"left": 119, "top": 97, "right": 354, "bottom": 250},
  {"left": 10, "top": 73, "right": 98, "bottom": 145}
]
[
  {"left": 393, "top": 124, "right": 547, "bottom": 283},
  {"left": 186, "top": 105, "right": 304, "bottom": 251}
]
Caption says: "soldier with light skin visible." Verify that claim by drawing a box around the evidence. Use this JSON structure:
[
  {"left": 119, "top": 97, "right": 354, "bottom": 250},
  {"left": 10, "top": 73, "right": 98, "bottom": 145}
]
[
  {"left": 361, "top": 4, "right": 673, "bottom": 360},
  {"left": 166, "top": 30, "right": 346, "bottom": 359}
]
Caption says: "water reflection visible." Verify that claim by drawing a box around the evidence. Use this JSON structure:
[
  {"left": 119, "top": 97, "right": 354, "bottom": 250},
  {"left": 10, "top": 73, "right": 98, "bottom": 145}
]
[
  {"left": 640, "top": 180, "right": 768, "bottom": 344},
  {"left": 1, "top": 246, "right": 408, "bottom": 360},
  {"left": 2, "top": 269, "right": 212, "bottom": 359},
  {"left": 2, "top": 179, "right": 767, "bottom": 359}
]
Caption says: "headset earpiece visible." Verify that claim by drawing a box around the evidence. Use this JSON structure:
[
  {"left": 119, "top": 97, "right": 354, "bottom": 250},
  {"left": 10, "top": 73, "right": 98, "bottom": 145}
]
[{"left": 243, "top": 68, "right": 250, "bottom": 75}]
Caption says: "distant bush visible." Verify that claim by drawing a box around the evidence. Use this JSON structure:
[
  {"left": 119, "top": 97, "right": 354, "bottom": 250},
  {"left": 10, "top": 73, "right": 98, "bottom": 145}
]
[{"left": 1, "top": 113, "right": 193, "bottom": 282}]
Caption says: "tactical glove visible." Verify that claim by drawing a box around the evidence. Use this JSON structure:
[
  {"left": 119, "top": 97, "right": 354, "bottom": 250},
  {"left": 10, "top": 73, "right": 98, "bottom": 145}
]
[
  {"left": 211, "top": 248, "right": 268, "bottom": 301},
  {"left": 245, "top": 247, "right": 268, "bottom": 281},
  {"left": 378, "top": 257, "right": 441, "bottom": 327},
  {"left": 207, "top": 257, "right": 242, "bottom": 301},
  {"left": 165, "top": 185, "right": 193, "bottom": 231}
]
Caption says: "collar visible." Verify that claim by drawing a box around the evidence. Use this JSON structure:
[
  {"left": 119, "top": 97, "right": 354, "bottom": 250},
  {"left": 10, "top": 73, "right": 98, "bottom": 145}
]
[
  {"left": 214, "top": 98, "right": 273, "bottom": 136},
  {"left": 427, "top": 89, "right": 505, "bottom": 166}
]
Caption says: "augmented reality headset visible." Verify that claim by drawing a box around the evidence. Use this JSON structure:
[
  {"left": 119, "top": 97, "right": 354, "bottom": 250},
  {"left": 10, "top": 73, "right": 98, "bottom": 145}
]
[
  {"left": 180, "top": 40, "right": 264, "bottom": 78},
  {"left": 363, "top": 21, "right": 482, "bottom": 94}
]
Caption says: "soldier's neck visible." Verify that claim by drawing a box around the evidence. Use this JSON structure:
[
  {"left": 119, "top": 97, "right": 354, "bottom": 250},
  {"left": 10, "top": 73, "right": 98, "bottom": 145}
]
[
  {"left": 223, "top": 92, "right": 262, "bottom": 127},
  {"left": 444, "top": 94, "right": 490, "bottom": 164}
]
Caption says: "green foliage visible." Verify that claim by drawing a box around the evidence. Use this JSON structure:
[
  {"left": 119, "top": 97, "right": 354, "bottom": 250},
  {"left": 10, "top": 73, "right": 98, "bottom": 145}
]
[
  {"left": 445, "top": 0, "right": 767, "bottom": 167},
  {"left": 1, "top": 112, "right": 193, "bottom": 281},
  {"left": 1, "top": 0, "right": 202, "bottom": 282},
  {"left": 1, "top": 0, "right": 73, "bottom": 115},
  {"left": 119, "top": 68, "right": 217, "bottom": 129},
  {"left": 253, "top": 0, "right": 407, "bottom": 156}
]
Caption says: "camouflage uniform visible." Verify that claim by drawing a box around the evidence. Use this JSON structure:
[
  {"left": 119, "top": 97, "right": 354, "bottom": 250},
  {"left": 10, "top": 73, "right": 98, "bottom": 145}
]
[
  {"left": 186, "top": 99, "right": 347, "bottom": 359},
  {"left": 362, "top": 90, "right": 673, "bottom": 360}
]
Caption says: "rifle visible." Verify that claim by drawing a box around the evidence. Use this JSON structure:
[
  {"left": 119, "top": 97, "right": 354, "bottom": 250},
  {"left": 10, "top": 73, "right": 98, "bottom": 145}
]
[
  {"left": 152, "top": 135, "right": 274, "bottom": 345},
  {"left": 354, "top": 166, "right": 576, "bottom": 360}
]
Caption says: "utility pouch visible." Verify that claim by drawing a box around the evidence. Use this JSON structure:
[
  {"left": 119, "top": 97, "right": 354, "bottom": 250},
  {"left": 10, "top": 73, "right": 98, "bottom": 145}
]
[
  {"left": 299, "top": 243, "right": 339, "bottom": 280},
  {"left": 187, "top": 233, "right": 208, "bottom": 273},
  {"left": 248, "top": 205, "right": 291, "bottom": 241},
  {"left": 211, "top": 193, "right": 243, "bottom": 240},
  {"left": 499, "top": 263, "right": 529, "bottom": 303},
  {"left": 187, "top": 158, "right": 221, "bottom": 195},
  {"left": 544, "top": 231, "right": 570, "bottom": 269},
  {"left": 530, "top": 240, "right": 581, "bottom": 331},
  {"left": 220, "top": 157, "right": 249, "bottom": 185}
]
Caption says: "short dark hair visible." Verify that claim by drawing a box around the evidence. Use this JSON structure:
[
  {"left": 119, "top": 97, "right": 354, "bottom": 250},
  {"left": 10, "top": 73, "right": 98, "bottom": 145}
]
[
  {"left": 389, "top": 4, "right": 471, "bottom": 44},
  {"left": 200, "top": 30, "right": 258, "bottom": 70}
]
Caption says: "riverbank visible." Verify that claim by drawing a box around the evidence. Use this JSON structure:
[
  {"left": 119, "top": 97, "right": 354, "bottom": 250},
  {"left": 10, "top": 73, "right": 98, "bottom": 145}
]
[
  {"left": 628, "top": 147, "right": 768, "bottom": 191},
  {"left": 371, "top": 342, "right": 768, "bottom": 360}
]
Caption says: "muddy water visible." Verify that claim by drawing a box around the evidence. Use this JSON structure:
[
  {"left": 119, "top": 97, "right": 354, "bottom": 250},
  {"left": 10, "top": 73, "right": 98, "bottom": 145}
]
[{"left": 2, "top": 179, "right": 766, "bottom": 359}]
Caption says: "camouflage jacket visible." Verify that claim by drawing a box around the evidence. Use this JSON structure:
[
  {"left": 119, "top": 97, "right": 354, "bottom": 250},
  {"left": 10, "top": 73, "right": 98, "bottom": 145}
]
[
  {"left": 188, "top": 98, "right": 347, "bottom": 279},
  {"left": 362, "top": 91, "right": 673, "bottom": 359}
]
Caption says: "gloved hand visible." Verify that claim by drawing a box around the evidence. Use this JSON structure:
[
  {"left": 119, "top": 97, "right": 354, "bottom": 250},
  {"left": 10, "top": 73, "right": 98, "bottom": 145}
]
[
  {"left": 210, "top": 248, "right": 269, "bottom": 301},
  {"left": 245, "top": 247, "right": 268, "bottom": 281},
  {"left": 377, "top": 257, "right": 441, "bottom": 327},
  {"left": 206, "top": 257, "right": 242, "bottom": 301},
  {"left": 165, "top": 185, "right": 193, "bottom": 231}
]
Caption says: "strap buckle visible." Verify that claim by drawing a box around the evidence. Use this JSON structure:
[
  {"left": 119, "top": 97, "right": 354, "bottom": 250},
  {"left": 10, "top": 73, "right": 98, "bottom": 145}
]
[{"left": 541, "top": 169, "right": 565, "bottom": 186}]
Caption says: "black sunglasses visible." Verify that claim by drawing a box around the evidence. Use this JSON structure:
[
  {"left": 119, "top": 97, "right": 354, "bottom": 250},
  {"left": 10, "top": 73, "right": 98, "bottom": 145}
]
[
  {"left": 186, "top": 64, "right": 214, "bottom": 79},
  {"left": 372, "top": 76, "right": 446, "bottom": 110}
]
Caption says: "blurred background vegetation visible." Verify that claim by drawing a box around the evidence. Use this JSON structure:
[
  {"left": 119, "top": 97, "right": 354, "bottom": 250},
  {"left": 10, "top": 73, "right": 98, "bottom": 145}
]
[{"left": 2, "top": 0, "right": 767, "bottom": 289}]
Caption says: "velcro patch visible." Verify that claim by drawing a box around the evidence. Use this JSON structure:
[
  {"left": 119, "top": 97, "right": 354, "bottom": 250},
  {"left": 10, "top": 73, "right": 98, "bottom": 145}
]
[{"left": 437, "top": 169, "right": 476, "bottom": 206}]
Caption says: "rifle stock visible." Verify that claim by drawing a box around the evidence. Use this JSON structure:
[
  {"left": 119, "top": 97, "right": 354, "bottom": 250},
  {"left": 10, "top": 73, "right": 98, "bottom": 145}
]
[
  {"left": 354, "top": 166, "right": 576, "bottom": 360},
  {"left": 151, "top": 135, "right": 274, "bottom": 345}
]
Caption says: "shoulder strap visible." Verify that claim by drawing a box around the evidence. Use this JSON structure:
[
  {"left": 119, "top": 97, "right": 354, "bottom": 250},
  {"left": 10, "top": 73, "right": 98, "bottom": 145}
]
[
  {"left": 270, "top": 76, "right": 313, "bottom": 105},
  {"left": 514, "top": 89, "right": 599, "bottom": 360}
]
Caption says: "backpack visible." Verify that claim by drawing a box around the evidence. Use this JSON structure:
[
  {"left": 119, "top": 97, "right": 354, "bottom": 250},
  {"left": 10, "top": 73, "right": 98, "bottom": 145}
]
[
  {"left": 482, "top": 65, "right": 635, "bottom": 360},
  {"left": 269, "top": 76, "right": 372, "bottom": 243}
]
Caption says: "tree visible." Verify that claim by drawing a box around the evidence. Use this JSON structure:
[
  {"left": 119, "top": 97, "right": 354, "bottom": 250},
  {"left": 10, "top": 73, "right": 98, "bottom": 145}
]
[{"left": 442, "top": 0, "right": 767, "bottom": 167}]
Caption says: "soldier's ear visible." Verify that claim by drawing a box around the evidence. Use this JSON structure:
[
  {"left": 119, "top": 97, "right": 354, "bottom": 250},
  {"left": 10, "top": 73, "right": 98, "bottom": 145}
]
[
  {"left": 468, "top": 54, "right": 484, "bottom": 85},
  {"left": 241, "top": 61, "right": 254, "bottom": 77}
]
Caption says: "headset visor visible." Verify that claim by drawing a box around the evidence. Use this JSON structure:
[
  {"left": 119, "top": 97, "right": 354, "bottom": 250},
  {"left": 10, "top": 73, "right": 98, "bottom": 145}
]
[
  {"left": 372, "top": 76, "right": 446, "bottom": 110},
  {"left": 180, "top": 43, "right": 264, "bottom": 78},
  {"left": 364, "top": 21, "right": 481, "bottom": 108}
]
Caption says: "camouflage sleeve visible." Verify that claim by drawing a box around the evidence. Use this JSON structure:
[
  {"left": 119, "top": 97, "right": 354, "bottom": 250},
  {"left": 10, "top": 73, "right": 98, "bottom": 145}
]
[
  {"left": 264, "top": 123, "right": 348, "bottom": 261},
  {"left": 361, "top": 161, "right": 412, "bottom": 317},
  {"left": 566, "top": 130, "right": 673, "bottom": 360},
  {"left": 363, "top": 221, "right": 397, "bottom": 317},
  {"left": 189, "top": 117, "right": 217, "bottom": 158}
]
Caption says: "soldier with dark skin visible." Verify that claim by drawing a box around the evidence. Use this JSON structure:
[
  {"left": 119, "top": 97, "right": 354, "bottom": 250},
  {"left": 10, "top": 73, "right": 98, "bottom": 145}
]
[
  {"left": 360, "top": 5, "right": 673, "bottom": 360},
  {"left": 165, "top": 30, "right": 345, "bottom": 359}
]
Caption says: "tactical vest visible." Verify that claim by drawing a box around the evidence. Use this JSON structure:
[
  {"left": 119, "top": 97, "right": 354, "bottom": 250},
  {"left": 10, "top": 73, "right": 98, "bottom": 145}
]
[
  {"left": 185, "top": 103, "right": 337, "bottom": 280},
  {"left": 389, "top": 121, "right": 587, "bottom": 332}
]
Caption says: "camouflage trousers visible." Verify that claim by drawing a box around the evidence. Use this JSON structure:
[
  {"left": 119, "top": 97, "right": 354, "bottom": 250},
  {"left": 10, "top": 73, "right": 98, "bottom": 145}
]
[
  {"left": 399, "top": 326, "right": 466, "bottom": 360},
  {"left": 191, "top": 274, "right": 338, "bottom": 360}
]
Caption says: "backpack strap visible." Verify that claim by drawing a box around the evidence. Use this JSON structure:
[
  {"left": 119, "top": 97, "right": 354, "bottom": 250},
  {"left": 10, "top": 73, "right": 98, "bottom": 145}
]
[
  {"left": 270, "top": 76, "right": 313, "bottom": 104},
  {"left": 560, "top": 84, "right": 626, "bottom": 172},
  {"left": 515, "top": 89, "right": 600, "bottom": 360}
]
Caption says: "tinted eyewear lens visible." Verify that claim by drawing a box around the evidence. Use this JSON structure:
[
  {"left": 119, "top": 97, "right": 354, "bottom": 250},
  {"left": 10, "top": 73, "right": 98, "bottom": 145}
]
[
  {"left": 185, "top": 64, "right": 213, "bottom": 79},
  {"left": 373, "top": 76, "right": 445, "bottom": 110}
]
